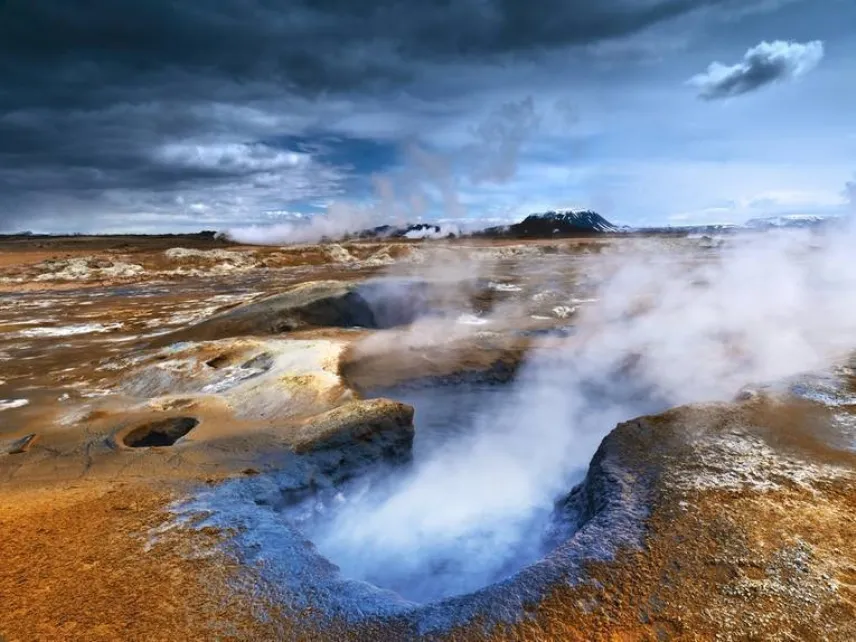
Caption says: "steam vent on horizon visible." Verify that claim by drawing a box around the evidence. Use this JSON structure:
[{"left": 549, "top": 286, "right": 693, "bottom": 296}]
[{"left": 2, "top": 2, "right": 856, "bottom": 641}]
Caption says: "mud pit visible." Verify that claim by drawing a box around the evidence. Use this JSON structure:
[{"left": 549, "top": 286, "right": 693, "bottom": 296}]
[
  {"left": 1, "top": 233, "right": 856, "bottom": 641},
  {"left": 121, "top": 416, "right": 200, "bottom": 448},
  {"left": 286, "top": 379, "right": 575, "bottom": 605}
]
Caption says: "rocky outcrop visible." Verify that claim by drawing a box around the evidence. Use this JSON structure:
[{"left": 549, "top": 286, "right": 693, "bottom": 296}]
[
  {"left": 288, "top": 399, "right": 415, "bottom": 488},
  {"left": 148, "top": 277, "right": 507, "bottom": 348},
  {"left": 0, "top": 337, "right": 420, "bottom": 486},
  {"left": 148, "top": 278, "right": 477, "bottom": 348},
  {"left": 340, "top": 331, "right": 532, "bottom": 391},
  {"left": 291, "top": 398, "right": 414, "bottom": 455},
  {"left": 149, "top": 281, "right": 375, "bottom": 346},
  {"left": 120, "top": 338, "right": 352, "bottom": 420}
]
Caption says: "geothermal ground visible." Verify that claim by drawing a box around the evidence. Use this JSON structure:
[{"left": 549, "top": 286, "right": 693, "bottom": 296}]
[{"left": 1, "top": 233, "right": 855, "bottom": 641}]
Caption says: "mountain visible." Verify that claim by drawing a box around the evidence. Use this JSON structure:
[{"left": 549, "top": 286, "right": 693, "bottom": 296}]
[
  {"left": 634, "top": 224, "right": 740, "bottom": 235},
  {"left": 478, "top": 210, "right": 618, "bottom": 238},
  {"left": 345, "top": 210, "right": 619, "bottom": 241},
  {"left": 744, "top": 215, "right": 838, "bottom": 229},
  {"left": 636, "top": 215, "right": 845, "bottom": 235},
  {"left": 323, "top": 211, "right": 845, "bottom": 245}
]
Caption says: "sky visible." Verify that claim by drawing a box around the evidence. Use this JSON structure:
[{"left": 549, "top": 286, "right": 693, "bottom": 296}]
[{"left": 0, "top": 0, "right": 854, "bottom": 233}]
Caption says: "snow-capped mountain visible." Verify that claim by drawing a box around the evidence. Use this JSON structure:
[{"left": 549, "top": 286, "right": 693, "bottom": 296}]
[
  {"left": 637, "top": 215, "right": 843, "bottom": 235},
  {"left": 323, "top": 211, "right": 846, "bottom": 244},
  {"left": 480, "top": 210, "right": 618, "bottom": 237},
  {"left": 634, "top": 223, "right": 740, "bottom": 235},
  {"left": 744, "top": 214, "right": 837, "bottom": 229},
  {"left": 744, "top": 214, "right": 837, "bottom": 230},
  {"left": 348, "top": 210, "right": 620, "bottom": 240}
]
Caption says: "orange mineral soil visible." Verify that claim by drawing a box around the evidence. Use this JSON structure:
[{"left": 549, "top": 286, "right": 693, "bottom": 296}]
[{"left": 1, "top": 234, "right": 854, "bottom": 641}]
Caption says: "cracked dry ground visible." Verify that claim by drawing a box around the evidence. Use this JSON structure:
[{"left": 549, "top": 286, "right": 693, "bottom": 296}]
[{"left": 1, "top": 235, "right": 855, "bottom": 641}]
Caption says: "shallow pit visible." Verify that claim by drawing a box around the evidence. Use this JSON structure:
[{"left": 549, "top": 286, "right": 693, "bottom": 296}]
[
  {"left": 3, "top": 433, "right": 39, "bottom": 455},
  {"left": 205, "top": 354, "right": 231, "bottom": 369},
  {"left": 122, "top": 416, "right": 199, "bottom": 448}
]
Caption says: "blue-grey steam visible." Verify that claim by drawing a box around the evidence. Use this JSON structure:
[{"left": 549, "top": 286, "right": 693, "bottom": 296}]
[{"left": 305, "top": 224, "right": 856, "bottom": 603}]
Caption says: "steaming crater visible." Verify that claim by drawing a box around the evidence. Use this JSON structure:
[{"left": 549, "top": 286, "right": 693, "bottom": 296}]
[
  {"left": 170, "top": 323, "right": 675, "bottom": 622},
  {"left": 172, "top": 362, "right": 651, "bottom": 633},
  {"left": 172, "top": 358, "right": 856, "bottom": 635},
  {"left": 174, "top": 343, "right": 664, "bottom": 624},
  {"left": 285, "top": 379, "right": 580, "bottom": 604}
]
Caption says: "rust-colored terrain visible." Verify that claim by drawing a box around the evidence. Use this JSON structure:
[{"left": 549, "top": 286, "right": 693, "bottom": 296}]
[{"left": 1, "top": 234, "right": 854, "bottom": 641}]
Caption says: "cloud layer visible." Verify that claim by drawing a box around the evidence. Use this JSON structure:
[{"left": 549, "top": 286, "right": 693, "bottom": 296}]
[
  {"left": 689, "top": 40, "right": 824, "bottom": 100},
  {"left": 0, "top": 1, "right": 848, "bottom": 231}
]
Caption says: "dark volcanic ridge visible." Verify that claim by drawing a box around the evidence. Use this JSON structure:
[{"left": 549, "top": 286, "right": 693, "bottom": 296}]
[
  {"left": 3, "top": 211, "right": 845, "bottom": 246},
  {"left": 346, "top": 210, "right": 620, "bottom": 240},
  {"left": 477, "top": 210, "right": 620, "bottom": 238},
  {"left": 269, "top": 210, "right": 847, "bottom": 243}
]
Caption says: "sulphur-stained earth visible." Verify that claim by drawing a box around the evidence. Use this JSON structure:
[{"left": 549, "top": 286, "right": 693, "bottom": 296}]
[{"left": 0, "top": 233, "right": 855, "bottom": 642}]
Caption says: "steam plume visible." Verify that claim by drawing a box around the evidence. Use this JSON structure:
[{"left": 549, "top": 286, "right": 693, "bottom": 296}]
[
  {"left": 224, "top": 97, "right": 544, "bottom": 245},
  {"left": 308, "top": 224, "right": 856, "bottom": 602}
]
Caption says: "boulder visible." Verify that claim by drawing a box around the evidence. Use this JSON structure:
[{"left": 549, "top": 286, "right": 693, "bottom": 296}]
[{"left": 290, "top": 398, "right": 414, "bottom": 455}]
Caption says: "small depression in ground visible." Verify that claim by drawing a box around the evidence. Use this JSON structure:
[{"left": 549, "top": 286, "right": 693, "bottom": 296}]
[{"left": 123, "top": 416, "right": 199, "bottom": 448}]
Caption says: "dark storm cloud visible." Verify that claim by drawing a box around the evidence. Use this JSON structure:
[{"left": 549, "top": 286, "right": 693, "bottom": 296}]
[
  {"left": 0, "top": 0, "right": 797, "bottom": 230},
  {"left": 1, "top": 0, "right": 775, "bottom": 105},
  {"left": 689, "top": 40, "right": 824, "bottom": 100}
]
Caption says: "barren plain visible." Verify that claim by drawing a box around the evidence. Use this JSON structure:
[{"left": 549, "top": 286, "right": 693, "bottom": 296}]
[{"left": 1, "top": 233, "right": 854, "bottom": 642}]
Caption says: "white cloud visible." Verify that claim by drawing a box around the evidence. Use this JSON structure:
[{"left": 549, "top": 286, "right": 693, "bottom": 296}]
[
  {"left": 689, "top": 40, "right": 824, "bottom": 100},
  {"left": 154, "top": 142, "right": 308, "bottom": 174}
]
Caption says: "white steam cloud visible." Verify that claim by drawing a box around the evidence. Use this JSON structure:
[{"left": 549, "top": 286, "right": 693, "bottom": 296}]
[
  {"left": 467, "top": 96, "right": 541, "bottom": 185},
  {"left": 307, "top": 224, "right": 856, "bottom": 602},
  {"left": 224, "top": 202, "right": 375, "bottom": 245},
  {"left": 224, "top": 97, "right": 544, "bottom": 245}
]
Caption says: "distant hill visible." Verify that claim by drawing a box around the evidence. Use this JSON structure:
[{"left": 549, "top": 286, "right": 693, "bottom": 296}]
[
  {"left": 636, "top": 215, "right": 844, "bottom": 235},
  {"left": 634, "top": 224, "right": 740, "bottom": 235},
  {"left": 477, "top": 210, "right": 618, "bottom": 238},
  {"left": 344, "top": 210, "right": 619, "bottom": 241},
  {"left": 333, "top": 211, "right": 846, "bottom": 244},
  {"left": 744, "top": 215, "right": 838, "bottom": 230},
  {"left": 344, "top": 210, "right": 620, "bottom": 241}
]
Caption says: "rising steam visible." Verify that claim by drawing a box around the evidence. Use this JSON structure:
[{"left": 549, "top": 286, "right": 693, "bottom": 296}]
[
  {"left": 224, "top": 202, "right": 375, "bottom": 245},
  {"left": 304, "top": 223, "right": 856, "bottom": 602},
  {"left": 224, "top": 97, "right": 545, "bottom": 245}
]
